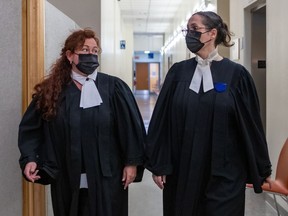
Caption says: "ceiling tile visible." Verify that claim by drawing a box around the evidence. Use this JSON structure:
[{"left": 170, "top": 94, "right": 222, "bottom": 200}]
[{"left": 118, "top": 0, "right": 184, "bottom": 34}]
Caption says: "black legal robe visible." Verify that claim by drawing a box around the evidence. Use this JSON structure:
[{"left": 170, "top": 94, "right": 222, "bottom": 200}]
[
  {"left": 145, "top": 58, "right": 272, "bottom": 216},
  {"left": 18, "top": 72, "right": 145, "bottom": 216}
]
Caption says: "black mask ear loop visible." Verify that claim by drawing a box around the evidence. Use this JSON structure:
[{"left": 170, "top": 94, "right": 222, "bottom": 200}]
[
  {"left": 202, "top": 38, "right": 213, "bottom": 44},
  {"left": 69, "top": 51, "right": 80, "bottom": 66},
  {"left": 199, "top": 29, "right": 213, "bottom": 44}
]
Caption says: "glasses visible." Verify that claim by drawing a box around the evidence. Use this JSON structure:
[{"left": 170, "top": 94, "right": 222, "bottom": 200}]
[{"left": 182, "top": 27, "right": 208, "bottom": 37}]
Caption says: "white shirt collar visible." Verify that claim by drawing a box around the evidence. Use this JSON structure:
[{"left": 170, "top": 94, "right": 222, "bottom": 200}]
[
  {"left": 71, "top": 70, "right": 103, "bottom": 108},
  {"left": 189, "top": 49, "right": 221, "bottom": 93}
]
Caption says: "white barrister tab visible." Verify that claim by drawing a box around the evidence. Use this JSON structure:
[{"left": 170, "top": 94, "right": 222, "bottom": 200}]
[{"left": 80, "top": 173, "right": 88, "bottom": 188}]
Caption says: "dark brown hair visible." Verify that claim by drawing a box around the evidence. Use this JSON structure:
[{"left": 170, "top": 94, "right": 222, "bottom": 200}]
[
  {"left": 193, "top": 11, "right": 234, "bottom": 47},
  {"left": 33, "top": 28, "right": 101, "bottom": 120}
]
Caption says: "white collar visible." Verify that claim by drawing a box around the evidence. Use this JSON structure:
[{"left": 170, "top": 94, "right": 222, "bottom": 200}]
[
  {"left": 71, "top": 70, "right": 103, "bottom": 108},
  {"left": 189, "top": 49, "right": 221, "bottom": 93}
]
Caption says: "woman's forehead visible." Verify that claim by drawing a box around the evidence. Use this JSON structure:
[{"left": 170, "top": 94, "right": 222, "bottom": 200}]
[
  {"left": 188, "top": 15, "right": 204, "bottom": 25},
  {"left": 76, "top": 38, "right": 97, "bottom": 49},
  {"left": 83, "top": 38, "right": 97, "bottom": 45}
]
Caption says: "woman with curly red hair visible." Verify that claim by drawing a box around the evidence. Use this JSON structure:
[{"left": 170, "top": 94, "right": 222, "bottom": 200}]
[{"left": 18, "top": 28, "right": 145, "bottom": 216}]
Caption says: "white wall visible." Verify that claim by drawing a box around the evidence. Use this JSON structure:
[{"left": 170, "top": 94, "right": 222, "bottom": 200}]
[
  {"left": 134, "top": 34, "right": 164, "bottom": 52},
  {"left": 266, "top": 0, "right": 288, "bottom": 175},
  {"left": 101, "top": 0, "right": 134, "bottom": 87},
  {"left": 0, "top": 1, "right": 22, "bottom": 215}
]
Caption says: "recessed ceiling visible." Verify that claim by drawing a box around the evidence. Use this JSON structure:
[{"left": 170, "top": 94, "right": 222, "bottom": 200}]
[{"left": 118, "top": 0, "right": 184, "bottom": 34}]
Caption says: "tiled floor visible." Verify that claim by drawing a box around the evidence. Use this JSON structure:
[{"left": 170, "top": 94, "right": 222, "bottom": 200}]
[{"left": 129, "top": 93, "right": 281, "bottom": 216}]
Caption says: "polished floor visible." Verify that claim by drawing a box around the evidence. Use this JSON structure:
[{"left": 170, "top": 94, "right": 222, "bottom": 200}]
[{"left": 129, "top": 93, "right": 283, "bottom": 216}]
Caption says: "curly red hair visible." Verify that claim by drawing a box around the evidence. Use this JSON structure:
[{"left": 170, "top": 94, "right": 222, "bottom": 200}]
[{"left": 33, "top": 28, "right": 101, "bottom": 120}]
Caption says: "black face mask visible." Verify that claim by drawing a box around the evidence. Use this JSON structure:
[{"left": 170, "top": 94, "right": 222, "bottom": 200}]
[
  {"left": 75, "top": 54, "right": 99, "bottom": 75},
  {"left": 185, "top": 30, "right": 211, "bottom": 53}
]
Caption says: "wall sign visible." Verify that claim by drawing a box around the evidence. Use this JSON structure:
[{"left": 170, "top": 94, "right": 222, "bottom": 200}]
[{"left": 120, "top": 40, "right": 126, "bottom": 49}]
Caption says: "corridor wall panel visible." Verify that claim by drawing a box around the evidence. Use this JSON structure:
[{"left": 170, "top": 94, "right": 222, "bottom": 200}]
[{"left": 0, "top": 0, "right": 22, "bottom": 215}]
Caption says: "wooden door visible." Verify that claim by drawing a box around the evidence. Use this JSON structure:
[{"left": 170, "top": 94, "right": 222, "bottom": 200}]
[{"left": 135, "top": 63, "right": 149, "bottom": 90}]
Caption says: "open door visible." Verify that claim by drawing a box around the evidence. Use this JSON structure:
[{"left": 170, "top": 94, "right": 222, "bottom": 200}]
[{"left": 251, "top": 5, "right": 267, "bottom": 131}]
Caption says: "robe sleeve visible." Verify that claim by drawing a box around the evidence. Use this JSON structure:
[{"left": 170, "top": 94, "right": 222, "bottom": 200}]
[
  {"left": 18, "top": 99, "right": 59, "bottom": 185},
  {"left": 232, "top": 67, "right": 272, "bottom": 193},
  {"left": 112, "top": 78, "right": 145, "bottom": 167},
  {"left": 145, "top": 64, "right": 177, "bottom": 176},
  {"left": 18, "top": 99, "right": 43, "bottom": 170}
]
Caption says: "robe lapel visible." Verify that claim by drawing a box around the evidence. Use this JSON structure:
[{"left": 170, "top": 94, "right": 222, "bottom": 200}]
[
  {"left": 65, "top": 84, "right": 83, "bottom": 188},
  {"left": 96, "top": 73, "right": 112, "bottom": 177}
]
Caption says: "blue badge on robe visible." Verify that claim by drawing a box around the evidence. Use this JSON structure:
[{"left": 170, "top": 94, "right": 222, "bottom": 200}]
[{"left": 214, "top": 82, "right": 227, "bottom": 92}]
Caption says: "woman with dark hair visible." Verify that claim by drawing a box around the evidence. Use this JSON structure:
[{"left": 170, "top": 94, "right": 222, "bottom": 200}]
[
  {"left": 18, "top": 28, "right": 145, "bottom": 216},
  {"left": 145, "top": 11, "right": 272, "bottom": 216}
]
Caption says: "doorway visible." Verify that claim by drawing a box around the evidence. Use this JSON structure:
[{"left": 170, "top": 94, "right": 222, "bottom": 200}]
[
  {"left": 251, "top": 4, "right": 267, "bottom": 130},
  {"left": 135, "top": 62, "right": 160, "bottom": 94}
]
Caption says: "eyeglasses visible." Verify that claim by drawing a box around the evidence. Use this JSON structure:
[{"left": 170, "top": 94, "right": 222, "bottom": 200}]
[{"left": 182, "top": 27, "right": 209, "bottom": 37}]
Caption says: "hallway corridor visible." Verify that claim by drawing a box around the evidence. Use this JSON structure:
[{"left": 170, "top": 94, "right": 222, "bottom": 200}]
[{"left": 129, "top": 94, "right": 280, "bottom": 216}]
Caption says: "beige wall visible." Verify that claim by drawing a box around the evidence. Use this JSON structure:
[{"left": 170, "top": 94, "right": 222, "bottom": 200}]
[
  {"left": 101, "top": 0, "right": 134, "bottom": 87},
  {"left": 217, "top": 0, "right": 230, "bottom": 58},
  {"left": 0, "top": 1, "right": 22, "bottom": 215}
]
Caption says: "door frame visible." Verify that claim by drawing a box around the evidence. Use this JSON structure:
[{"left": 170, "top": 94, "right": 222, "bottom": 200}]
[
  {"left": 22, "top": 0, "right": 46, "bottom": 215},
  {"left": 244, "top": 1, "right": 267, "bottom": 130},
  {"left": 134, "top": 62, "right": 161, "bottom": 94}
]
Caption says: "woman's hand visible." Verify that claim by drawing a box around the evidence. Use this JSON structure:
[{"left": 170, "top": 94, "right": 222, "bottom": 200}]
[
  {"left": 264, "top": 176, "right": 272, "bottom": 189},
  {"left": 24, "top": 162, "right": 41, "bottom": 183},
  {"left": 152, "top": 174, "right": 166, "bottom": 189},
  {"left": 122, "top": 165, "right": 137, "bottom": 190}
]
